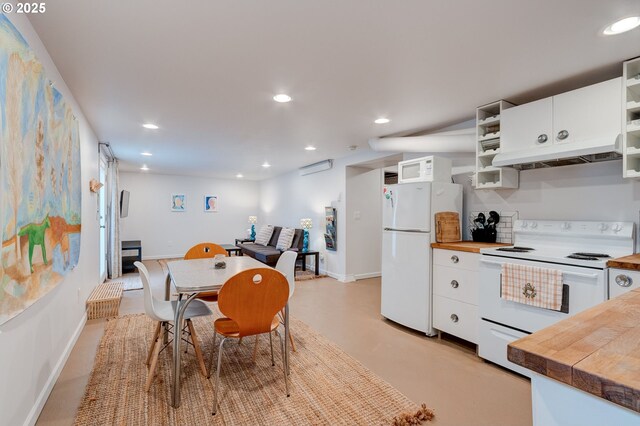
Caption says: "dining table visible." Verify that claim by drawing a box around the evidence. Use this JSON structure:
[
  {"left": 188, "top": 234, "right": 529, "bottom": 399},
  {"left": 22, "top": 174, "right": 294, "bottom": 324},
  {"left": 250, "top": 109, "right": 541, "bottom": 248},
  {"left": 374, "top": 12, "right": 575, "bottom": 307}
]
[{"left": 165, "top": 256, "right": 290, "bottom": 408}]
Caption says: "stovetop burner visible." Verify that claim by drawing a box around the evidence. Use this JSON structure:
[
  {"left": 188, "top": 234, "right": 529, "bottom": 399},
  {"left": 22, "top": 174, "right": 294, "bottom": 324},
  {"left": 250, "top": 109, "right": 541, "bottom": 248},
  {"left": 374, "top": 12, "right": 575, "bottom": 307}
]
[
  {"left": 572, "top": 252, "right": 611, "bottom": 258},
  {"left": 496, "top": 246, "right": 535, "bottom": 253},
  {"left": 566, "top": 252, "right": 611, "bottom": 261}
]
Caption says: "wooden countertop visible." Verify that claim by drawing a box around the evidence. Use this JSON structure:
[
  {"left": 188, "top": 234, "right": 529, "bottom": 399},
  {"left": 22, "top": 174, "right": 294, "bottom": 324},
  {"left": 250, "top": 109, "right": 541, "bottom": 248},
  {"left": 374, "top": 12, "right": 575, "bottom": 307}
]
[
  {"left": 508, "top": 288, "right": 640, "bottom": 413},
  {"left": 430, "top": 241, "right": 511, "bottom": 253},
  {"left": 608, "top": 253, "right": 640, "bottom": 271}
]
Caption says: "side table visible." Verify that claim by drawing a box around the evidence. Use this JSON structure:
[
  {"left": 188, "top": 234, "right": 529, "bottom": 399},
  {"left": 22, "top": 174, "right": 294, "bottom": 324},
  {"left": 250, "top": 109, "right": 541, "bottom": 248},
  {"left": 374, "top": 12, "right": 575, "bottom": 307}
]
[{"left": 297, "top": 250, "right": 320, "bottom": 276}]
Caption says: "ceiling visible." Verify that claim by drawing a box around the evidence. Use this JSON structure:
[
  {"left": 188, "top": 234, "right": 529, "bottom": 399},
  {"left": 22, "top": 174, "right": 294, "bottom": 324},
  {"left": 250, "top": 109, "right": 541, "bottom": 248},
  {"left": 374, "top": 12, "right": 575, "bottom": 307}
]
[{"left": 29, "top": 0, "right": 640, "bottom": 180}]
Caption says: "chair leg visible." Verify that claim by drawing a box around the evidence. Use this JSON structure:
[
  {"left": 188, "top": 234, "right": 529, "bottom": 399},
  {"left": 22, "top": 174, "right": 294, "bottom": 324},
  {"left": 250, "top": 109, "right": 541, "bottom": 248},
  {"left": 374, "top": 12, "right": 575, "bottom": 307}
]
[
  {"left": 269, "top": 331, "right": 275, "bottom": 366},
  {"left": 207, "top": 331, "right": 218, "bottom": 379},
  {"left": 252, "top": 335, "right": 260, "bottom": 362},
  {"left": 147, "top": 321, "right": 162, "bottom": 366},
  {"left": 212, "top": 337, "right": 227, "bottom": 416},
  {"left": 145, "top": 333, "right": 161, "bottom": 392},
  {"left": 279, "top": 310, "right": 296, "bottom": 353},
  {"left": 278, "top": 331, "right": 290, "bottom": 397},
  {"left": 187, "top": 319, "right": 208, "bottom": 377}
]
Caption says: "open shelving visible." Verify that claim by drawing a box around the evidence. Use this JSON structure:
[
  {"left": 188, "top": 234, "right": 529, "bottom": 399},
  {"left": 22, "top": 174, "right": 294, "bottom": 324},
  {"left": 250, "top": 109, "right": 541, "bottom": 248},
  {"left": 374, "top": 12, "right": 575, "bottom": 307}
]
[
  {"left": 474, "top": 100, "right": 519, "bottom": 189},
  {"left": 623, "top": 57, "right": 640, "bottom": 179}
]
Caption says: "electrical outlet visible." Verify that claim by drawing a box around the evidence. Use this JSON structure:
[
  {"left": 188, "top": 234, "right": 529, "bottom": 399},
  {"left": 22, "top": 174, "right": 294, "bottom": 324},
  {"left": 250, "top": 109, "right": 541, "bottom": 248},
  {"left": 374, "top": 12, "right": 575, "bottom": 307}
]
[{"left": 353, "top": 210, "right": 361, "bottom": 220}]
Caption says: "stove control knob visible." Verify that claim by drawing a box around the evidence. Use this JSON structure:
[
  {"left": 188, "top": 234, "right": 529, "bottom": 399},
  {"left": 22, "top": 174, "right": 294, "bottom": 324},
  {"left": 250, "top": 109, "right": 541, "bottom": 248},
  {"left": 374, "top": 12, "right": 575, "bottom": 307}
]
[
  {"left": 561, "top": 222, "right": 571, "bottom": 230},
  {"left": 521, "top": 221, "right": 529, "bottom": 228},
  {"left": 612, "top": 224, "right": 623, "bottom": 233},
  {"left": 599, "top": 223, "right": 608, "bottom": 231},
  {"left": 530, "top": 222, "right": 538, "bottom": 229}
]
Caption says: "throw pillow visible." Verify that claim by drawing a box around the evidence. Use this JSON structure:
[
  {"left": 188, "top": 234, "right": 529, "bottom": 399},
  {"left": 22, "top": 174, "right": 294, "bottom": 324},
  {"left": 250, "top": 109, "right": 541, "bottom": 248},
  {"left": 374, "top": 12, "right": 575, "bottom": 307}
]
[
  {"left": 276, "top": 227, "right": 295, "bottom": 250},
  {"left": 255, "top": 225, "right": 274, "bottom": 246}
]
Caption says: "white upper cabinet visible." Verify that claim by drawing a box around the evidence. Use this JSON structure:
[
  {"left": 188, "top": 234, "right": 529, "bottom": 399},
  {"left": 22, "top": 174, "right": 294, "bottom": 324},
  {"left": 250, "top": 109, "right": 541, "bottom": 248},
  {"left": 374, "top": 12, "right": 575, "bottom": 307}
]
[
  {"left": 498, "top": 78, "right": 621, "bottom": 165},
  {"left": 552, "top": 78, "right": 621, "bottom": 146},
  {"left": 502, "top": 98, "right": 553, "bottom": 153}
]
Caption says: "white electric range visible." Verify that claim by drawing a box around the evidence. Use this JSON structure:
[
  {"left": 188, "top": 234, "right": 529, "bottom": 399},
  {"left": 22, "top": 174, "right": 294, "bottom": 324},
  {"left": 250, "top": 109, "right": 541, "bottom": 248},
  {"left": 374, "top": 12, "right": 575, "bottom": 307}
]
[{"left": 478, "top": 219, "right": 635, "bottom": 376}]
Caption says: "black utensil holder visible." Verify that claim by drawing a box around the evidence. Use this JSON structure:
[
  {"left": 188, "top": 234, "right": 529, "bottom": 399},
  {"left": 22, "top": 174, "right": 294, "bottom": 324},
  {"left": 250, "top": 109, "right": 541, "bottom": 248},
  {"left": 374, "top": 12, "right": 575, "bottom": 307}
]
[{"left": 471, "top": 227, "right": 497, "bottom": 243}]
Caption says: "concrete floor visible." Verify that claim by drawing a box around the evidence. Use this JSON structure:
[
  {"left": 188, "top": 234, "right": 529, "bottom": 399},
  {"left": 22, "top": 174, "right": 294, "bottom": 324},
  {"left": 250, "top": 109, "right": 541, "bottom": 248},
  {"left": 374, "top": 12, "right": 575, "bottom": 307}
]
[{"left": 37, "top": 262, "right": 532, "bottom": 425}]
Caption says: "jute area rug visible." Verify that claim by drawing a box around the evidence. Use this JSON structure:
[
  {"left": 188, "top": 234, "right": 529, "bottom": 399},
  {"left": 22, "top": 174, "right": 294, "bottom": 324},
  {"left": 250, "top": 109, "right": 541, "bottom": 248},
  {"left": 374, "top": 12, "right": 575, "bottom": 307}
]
[{"left": 75, "top": 313, "right": 434, "bottom": 425}]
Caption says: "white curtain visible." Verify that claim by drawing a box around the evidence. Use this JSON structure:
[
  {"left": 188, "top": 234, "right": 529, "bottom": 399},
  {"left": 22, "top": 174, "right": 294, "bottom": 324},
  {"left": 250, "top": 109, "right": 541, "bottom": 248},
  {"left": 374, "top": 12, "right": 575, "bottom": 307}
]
[{"left": 106, "top": 159, "right": 121, "bottom": 279}]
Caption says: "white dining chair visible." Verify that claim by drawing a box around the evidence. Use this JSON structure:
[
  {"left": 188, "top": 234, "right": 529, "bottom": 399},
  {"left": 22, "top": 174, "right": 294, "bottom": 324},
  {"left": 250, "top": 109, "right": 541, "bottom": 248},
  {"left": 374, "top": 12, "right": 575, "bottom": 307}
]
[
  {"left": 253, "top": 250, "right": 298, "bottom": 360},
  {"left": 135, "top": 261, "right": 213, "bottom": 391}
]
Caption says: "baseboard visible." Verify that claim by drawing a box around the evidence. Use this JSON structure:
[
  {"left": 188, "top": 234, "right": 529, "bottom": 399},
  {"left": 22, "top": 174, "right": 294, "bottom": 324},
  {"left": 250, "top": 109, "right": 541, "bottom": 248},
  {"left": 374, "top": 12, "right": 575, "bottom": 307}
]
[
  {"left": 25, "top": 311, "right": 87, "bottom": 426},
  {"left": 354, "top": 271, "right": 381, "bottom": 280}
]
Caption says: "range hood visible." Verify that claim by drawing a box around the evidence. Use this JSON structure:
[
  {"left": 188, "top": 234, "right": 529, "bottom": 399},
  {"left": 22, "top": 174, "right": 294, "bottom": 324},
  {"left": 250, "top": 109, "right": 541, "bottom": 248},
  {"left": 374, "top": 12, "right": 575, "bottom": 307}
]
[{"left": 492, "top": 134, "right": 622, "bottom": 169}]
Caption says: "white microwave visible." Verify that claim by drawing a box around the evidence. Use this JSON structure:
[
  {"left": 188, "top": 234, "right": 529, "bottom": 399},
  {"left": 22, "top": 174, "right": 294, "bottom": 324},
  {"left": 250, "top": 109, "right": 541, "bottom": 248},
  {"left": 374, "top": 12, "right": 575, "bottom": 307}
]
[{"left": 398, "top": 155, "right": 452, "bottom": 183}]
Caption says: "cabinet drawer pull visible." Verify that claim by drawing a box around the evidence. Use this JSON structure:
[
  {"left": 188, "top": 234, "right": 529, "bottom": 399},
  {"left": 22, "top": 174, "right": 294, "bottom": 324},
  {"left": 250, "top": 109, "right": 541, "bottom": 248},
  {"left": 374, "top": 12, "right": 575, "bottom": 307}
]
[
  {"left": 616, "top": 274, "right": 633, "bottom": 288},
  {"left": 450, "top": 280, "right": 459, "bottom": 288},
  {"left": 450, "top": 314, "right": 459, "bottom": 323},
  {"left": 450, "top": 255, "right": 459, "bottom": 264},
  {"left": 537, "top": 134, "right": 548, "bottom": 144},
  {"left": 557, "top": 130, "right": 569, "bottom": 140}
]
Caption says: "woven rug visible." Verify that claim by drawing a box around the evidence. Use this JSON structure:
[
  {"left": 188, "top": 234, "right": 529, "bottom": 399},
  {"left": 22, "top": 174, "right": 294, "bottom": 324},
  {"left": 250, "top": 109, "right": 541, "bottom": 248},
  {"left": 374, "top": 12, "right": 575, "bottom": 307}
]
[{"left": 75, "top": 313, "right": 434, "bottom": 425}]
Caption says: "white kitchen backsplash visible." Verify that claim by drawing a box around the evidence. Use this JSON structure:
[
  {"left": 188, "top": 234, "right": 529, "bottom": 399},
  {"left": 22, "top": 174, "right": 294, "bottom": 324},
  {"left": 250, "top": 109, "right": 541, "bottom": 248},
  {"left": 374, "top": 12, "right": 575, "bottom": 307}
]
[{"left": 469, "top": 211, "right": 518, "bottom": 244}]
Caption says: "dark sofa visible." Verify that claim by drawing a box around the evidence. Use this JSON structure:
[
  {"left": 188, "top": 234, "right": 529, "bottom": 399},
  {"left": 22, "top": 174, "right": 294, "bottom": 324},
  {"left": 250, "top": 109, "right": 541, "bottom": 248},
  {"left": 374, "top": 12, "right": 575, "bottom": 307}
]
[{"left": 240, "top": 226, "right": 304, "bottom": 266}]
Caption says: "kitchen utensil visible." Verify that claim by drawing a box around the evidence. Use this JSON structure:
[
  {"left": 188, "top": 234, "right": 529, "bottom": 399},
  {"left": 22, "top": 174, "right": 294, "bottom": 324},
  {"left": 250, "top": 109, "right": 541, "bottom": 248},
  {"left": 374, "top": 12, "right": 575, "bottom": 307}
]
[
  {"left": 489, "top": 211, "right": 500, "bottom": 225},
  {"left": 435, "top": 212, "right": 461, "bottom": 243},
  {"left": 477, "top": 213, "right": 486, "bottom": 225}
]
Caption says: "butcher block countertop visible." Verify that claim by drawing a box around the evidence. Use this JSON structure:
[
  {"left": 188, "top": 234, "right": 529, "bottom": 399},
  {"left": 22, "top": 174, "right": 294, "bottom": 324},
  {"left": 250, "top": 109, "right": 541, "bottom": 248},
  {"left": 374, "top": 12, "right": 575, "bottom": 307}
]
[
  {"left": 430, "top": 241, "right": 510, "bottom": 253},
  {"left": 608, "top": 253, "right": 640, "bottom": 271},
  {"left": 508, "top": 288, "right": 640, "bottom": 413}
]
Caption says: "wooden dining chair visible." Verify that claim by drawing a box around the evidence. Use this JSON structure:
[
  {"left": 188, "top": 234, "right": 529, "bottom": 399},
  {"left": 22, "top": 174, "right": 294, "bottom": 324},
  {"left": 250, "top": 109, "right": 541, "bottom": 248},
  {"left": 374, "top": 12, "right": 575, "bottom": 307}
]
[
  {"left": 184, "top": 242, "right": 227, "bottom": 302},
  {"left": 253, "top": 250, "right": 298, "bottom": 361},
  {"left": 208, "top": 268, "right": 290, "bottom": 415},
  {"left": 135, "top": 261, "right": 212, "bottom": 391}
]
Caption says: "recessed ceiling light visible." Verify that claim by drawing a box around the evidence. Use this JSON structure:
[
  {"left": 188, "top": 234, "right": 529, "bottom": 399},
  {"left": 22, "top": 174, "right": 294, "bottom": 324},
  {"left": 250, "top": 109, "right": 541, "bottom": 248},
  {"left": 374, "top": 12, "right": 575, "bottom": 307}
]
[
  {"left": 142, "top": 123, "right": 159, "bottom": 129},
  {"left": 236, "top": 173, "right": 244, "bottom": 178},
  {"left": 305, "top": 145, "right": 317, "bottom": 151},
  {"left": 603, "top": 16, "right": 640, "bottom": 35},
  {"left": 273, "top": 94, "right": 292, "bottom": 103},
  {"left": 141, "top": 152, "right": 153, "bottom": 156},
  {"left": 262, "top": 162, "right": 271, "bottom": 168},
  {"left": 140, "top": 165, "right": 149, "bottom": 171},
  {"left": 374, "top": 118, "right": 390, "bottom": 124}
]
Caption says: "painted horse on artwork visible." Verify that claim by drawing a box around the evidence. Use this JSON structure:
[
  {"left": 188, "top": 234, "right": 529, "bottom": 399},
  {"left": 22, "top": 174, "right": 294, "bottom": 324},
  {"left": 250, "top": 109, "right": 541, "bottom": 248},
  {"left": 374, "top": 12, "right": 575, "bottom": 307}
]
[{"left": 18, "top": 215, "right": 51, "bottom": 273}]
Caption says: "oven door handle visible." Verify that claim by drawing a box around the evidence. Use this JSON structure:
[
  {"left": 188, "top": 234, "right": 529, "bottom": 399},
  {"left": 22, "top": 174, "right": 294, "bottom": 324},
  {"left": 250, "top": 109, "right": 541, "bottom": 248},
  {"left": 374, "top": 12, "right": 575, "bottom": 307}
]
[{"left": 480, "top": 258, "right": 599, "bottom": 280}]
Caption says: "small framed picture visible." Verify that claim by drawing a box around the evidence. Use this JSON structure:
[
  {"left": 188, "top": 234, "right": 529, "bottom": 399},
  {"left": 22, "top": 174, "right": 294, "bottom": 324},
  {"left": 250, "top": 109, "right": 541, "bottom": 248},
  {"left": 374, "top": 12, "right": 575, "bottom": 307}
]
[
  {"left": 171, "top": 194, "right": 186, "bottom": 212},
  {"left": 204, "top": 195, "right": 218, "bottom": 212}
]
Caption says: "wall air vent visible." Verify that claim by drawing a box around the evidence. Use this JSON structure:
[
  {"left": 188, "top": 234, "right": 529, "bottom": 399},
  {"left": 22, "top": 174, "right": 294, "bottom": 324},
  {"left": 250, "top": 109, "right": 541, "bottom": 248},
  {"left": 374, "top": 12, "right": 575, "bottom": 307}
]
[{"left": 299, "top": 159, "right": 333, "bottom": 176}]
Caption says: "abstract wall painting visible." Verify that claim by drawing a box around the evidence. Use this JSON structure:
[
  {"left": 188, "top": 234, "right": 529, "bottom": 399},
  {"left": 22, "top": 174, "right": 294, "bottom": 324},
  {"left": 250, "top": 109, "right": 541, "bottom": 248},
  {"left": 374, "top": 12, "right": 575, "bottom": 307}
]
[
  {"left": 0, "top": 15, "right": 82, "bottom": 325},
  {"left": 171, "top": 194, "right": 186, "bottom": 212},
  {"left": 204, "top": 195, "right": 218, "bottom": 212}
]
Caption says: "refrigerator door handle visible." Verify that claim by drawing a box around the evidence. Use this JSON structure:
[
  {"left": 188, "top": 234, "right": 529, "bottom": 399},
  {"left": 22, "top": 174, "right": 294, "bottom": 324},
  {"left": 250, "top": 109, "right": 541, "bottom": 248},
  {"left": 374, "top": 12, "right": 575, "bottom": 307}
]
[{"left": 384, "top": 228, "right": 426, "bottom": 233}]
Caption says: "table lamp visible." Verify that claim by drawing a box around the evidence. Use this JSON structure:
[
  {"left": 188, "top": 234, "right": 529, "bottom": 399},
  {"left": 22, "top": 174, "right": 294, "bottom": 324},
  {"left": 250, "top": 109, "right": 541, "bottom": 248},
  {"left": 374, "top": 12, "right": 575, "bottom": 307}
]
[
  {"left": 248, "top": 216, "right": 257, "bottom": 239},
  {"left": 300, "top": 218, "right": 312, "bottom": 252}
]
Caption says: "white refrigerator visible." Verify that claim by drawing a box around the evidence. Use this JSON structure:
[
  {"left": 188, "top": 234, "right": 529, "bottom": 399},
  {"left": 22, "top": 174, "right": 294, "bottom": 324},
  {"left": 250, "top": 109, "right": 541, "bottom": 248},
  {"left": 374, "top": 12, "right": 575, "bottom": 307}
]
[{"left": 381, "top": 181, "right": 462, "bottom": 335}]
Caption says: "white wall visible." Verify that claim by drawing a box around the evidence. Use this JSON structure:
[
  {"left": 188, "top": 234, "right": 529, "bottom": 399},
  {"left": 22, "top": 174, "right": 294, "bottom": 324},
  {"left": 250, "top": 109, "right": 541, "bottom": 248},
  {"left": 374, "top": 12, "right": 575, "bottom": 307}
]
[
  {"left": 259, "top": 150, "right": 395, "bottom": 281},
  {"left": 0, "top": 15, "right": 99, "bottom": 426},
  {"left": 119, "top": 172, "right": 260, "bottom": 258},
  {"left": 345, "top": 167, "right": 382, "bottom": 279},
  {"left": 458, "top": 160, "right": 640, "bottom": 246}
]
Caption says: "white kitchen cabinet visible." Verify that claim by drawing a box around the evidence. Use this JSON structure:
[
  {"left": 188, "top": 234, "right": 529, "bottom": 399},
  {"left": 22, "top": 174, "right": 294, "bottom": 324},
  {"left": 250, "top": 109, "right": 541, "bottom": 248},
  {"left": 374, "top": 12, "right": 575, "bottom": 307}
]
[
  {"left": 501, "top": 78, "right": 621, "bottom": 153},
  {"left": 432, "top": 248, "right": 480, "bottom": 344},
  {"left": 501, "top": 98, "right": 553, "bottom": 153},
  {"left": 474, "top": 100, "right": 519, "bottom": 189},
  {"left": 553, "top": 77, "right": 621, "bottom": 147},
  {"left": 622, "top": 57, "right": 640, "bottom": 178}
]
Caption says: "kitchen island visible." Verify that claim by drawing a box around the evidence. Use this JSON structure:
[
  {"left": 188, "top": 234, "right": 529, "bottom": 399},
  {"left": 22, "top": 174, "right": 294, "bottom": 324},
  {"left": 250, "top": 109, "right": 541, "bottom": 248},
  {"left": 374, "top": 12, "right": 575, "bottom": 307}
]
[{"left": 508, "top": 288, "right": 640, "bottom": 426}]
